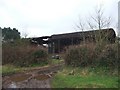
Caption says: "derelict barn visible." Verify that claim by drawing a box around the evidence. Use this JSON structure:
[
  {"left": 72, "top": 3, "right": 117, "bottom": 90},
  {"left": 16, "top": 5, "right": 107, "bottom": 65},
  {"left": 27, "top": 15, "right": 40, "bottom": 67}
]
[
  {"left": 30, "top": 36, "right": 51, "bottom": 45},
  {"left": 30, "top": 28, "right": 116, "bottom": 53}
]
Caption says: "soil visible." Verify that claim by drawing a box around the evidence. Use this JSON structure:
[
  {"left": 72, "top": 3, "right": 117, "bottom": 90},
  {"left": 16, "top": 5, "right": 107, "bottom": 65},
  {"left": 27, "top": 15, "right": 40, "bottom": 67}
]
[{"left": 2, "top": 63, "right": 64, "bottom": 88}]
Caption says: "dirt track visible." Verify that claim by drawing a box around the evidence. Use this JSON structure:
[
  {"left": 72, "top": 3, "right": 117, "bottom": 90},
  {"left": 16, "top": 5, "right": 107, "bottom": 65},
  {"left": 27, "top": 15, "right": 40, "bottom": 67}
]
[{"left": 2, "top": 63, "right": 64, "bottom": 88}]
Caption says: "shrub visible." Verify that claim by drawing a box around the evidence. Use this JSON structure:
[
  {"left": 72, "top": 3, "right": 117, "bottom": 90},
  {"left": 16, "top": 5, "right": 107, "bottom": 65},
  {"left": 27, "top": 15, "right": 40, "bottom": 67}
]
[
  {"left": 32, "top": 49, "right": 48, "bottom": 64},
  {"left": 64, "top": 43, "right": 119, "bottom": 69},
  {"left": 97, "top": 44, "right": 118, "bottom": 68},
  {"left": 2, "top": 39, "right": 48, "bottom": 67},
  {"left": 64, "top": 44, "right": 96, "bottom": 67}
]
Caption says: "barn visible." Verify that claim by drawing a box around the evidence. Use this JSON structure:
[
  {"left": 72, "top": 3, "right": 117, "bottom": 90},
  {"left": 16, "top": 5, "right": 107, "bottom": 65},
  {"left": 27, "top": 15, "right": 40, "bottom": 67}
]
[{"left": 30, "top": 28, "right": 116, "bottom": 54}]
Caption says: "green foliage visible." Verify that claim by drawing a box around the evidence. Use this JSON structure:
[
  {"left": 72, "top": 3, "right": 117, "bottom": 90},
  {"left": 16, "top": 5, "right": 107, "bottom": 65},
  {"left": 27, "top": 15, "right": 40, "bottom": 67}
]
[
  {"left": 64, "top": 43, "right": 119, "bottom": 68},
  {"left": 32, "top": 49, "right": 48, "bottom": 65},
  {"left": 2, "top": 39, "right": 48, "bottom": 67},
  {"left": 2, "top": 27, "right": 20, "bottom": 41},
  {"left": 33, "top": 50, "right": 47, "bottom": 58},
  {"left": 64, "top": 44, "right": 96, "bottom": 67},
  {"left": 97, "top": 44, "right": 118, "bottom": 67},
  {"left": 48, "top": 59, "right": 64, "bottom": 65},
  {"left": 2, "top": 63, "right": 49, "bottom": 76},
  {"left": 2, "top": 65, "right": 21, "bottom": 76},
  {"left": 52, "top": 67, "right": 118, "bottom": 88}
]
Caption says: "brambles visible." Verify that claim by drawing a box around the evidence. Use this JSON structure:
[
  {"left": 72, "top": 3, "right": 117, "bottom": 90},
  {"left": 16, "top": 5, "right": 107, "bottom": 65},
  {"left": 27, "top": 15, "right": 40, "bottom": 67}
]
[
  {"left": 64, "top": 43, "right": 119, "bottom": 69},
  {"left": 2, "top": 39, "right": 48, "bottom": 67}
]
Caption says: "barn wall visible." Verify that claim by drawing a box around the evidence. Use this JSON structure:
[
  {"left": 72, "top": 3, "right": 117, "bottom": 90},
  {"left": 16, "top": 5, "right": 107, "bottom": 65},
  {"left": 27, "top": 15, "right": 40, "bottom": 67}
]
[{"left": 48, "top": 28, "right": 116, "bottom": 54}]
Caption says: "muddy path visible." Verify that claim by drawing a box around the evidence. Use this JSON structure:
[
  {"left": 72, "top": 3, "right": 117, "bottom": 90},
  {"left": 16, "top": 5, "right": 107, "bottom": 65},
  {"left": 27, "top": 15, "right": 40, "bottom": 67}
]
[{"left": 2, "top": 63, "right": 64, "bottom": 88}]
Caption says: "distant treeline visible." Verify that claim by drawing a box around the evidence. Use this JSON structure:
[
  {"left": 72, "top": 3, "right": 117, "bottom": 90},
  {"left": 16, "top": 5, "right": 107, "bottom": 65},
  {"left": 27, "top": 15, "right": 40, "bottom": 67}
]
[{"left": 1, "top": 27, "right": 21, "bottom": 42}]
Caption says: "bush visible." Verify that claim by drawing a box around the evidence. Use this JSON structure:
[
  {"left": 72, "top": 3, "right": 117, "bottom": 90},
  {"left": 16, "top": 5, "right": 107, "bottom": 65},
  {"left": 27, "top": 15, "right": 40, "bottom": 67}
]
[
  {"left": 2, "top": 39, "right": 48, "bottom": 67},
  {"left": 64, "top": 43, "right": 119, "bottom": 69},
  {"left": 32, "top": 49, "right": 48, "bottom": 64},
  {"left": 97, "top": 44, "right": 118, "bottom": 68},
  {"left": 64, "top": 44, "right": 96, "bottom": 67}
]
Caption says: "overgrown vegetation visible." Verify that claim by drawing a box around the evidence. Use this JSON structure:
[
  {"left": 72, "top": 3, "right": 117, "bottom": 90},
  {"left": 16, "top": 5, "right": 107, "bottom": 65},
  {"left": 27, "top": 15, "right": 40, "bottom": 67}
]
[
  {"left": 64, "top": 42, "right": 119, "bottom": 69},
  {"left": 2, "top": 64, "right": 47, "bottom": 76},
  {"left": 48, "top": 59, "right": 64, "bottom": 65},
  {"left": 52, "top": 41, "right": 119, "bottom": 88},
  {"left": 2, "top": 39, "right": 48, "bottom": 67},
  {"left": 2, "top": 59, "right": 64, "bottom": 76},
  {"left": 52, "top": 67, "right": 118, "bottom": 88},
  {"left": 2, "top": 65, "right": 22, "bottom": 76}
]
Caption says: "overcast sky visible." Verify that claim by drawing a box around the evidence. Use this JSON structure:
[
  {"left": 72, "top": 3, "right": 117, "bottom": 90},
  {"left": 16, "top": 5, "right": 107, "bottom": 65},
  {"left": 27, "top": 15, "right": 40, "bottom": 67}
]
[{"left": 0, "top": 0, "right": 119, "bottom": 37}]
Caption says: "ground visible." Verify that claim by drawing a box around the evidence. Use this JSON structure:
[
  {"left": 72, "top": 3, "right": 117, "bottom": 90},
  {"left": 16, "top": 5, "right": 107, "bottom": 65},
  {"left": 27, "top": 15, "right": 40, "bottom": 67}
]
[
  {"left": 2, "top": 60, "right": 119, "bottom": 88},
  {"left": 2, "top": 60, "right": 64, "bottom": 88},
  {"left": 52, "top": 67, "right": 119, "bottom": 88}
]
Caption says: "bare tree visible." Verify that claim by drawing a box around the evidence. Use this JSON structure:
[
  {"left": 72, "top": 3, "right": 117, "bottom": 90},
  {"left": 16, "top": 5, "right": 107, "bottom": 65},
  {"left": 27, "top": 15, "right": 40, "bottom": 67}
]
[
  {"left": 22, "top": 24, "right": 29, "bottom": 38},
  {"left": 75, "top": 17, "right": 86, "bottom": 44},
  {"left": 87, "top": 5, "right": 112, "bottom": 43},
  {"left": 76, "top": 5, "right": 112, "bottom": 44},
  {"left": 22, "top": 31, "right": 29, "bottom": 38},
  {"left": 89, "top": 6, "right": 111, "bottom": 29},
  {"left": 23, "top": 32, "right": 28, "bottom": 38}
]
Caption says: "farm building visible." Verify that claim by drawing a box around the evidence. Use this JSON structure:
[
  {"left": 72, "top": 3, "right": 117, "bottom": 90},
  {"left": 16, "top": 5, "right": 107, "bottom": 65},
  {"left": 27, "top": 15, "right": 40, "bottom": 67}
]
[{"left": 30, "top": 28, "right": 116, "bottom": 53}]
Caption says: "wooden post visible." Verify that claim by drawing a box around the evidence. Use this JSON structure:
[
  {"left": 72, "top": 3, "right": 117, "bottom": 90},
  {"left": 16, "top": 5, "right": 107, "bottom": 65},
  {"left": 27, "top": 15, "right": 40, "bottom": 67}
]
[
  {"left": 58, "top": 39, "right": 60, "bottom": 53},
  {"left": 52, "top": 42, "right": 55, "bottom": 54},
  {"left": 71, "top": 37, "right": 73, "bottom": 45}
]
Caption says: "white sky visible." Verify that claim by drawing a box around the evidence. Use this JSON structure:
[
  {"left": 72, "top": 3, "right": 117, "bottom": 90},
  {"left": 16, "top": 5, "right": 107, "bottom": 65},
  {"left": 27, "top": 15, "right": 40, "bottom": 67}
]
[{"left": 0, "top": 0, "right": 119, "bottom": 37}]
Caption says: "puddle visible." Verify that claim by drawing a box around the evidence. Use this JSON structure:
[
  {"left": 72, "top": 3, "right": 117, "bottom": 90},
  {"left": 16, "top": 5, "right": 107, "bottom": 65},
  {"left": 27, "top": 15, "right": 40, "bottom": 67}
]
[
  {"left": 9, "top": 74, "right": 32, "bottom": 82},
  {"left": 8, "top": 82, "right": 17, "bottom": 88},
  {"left": 34, "top": 74, "right": 50, "bottom": 80}
]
